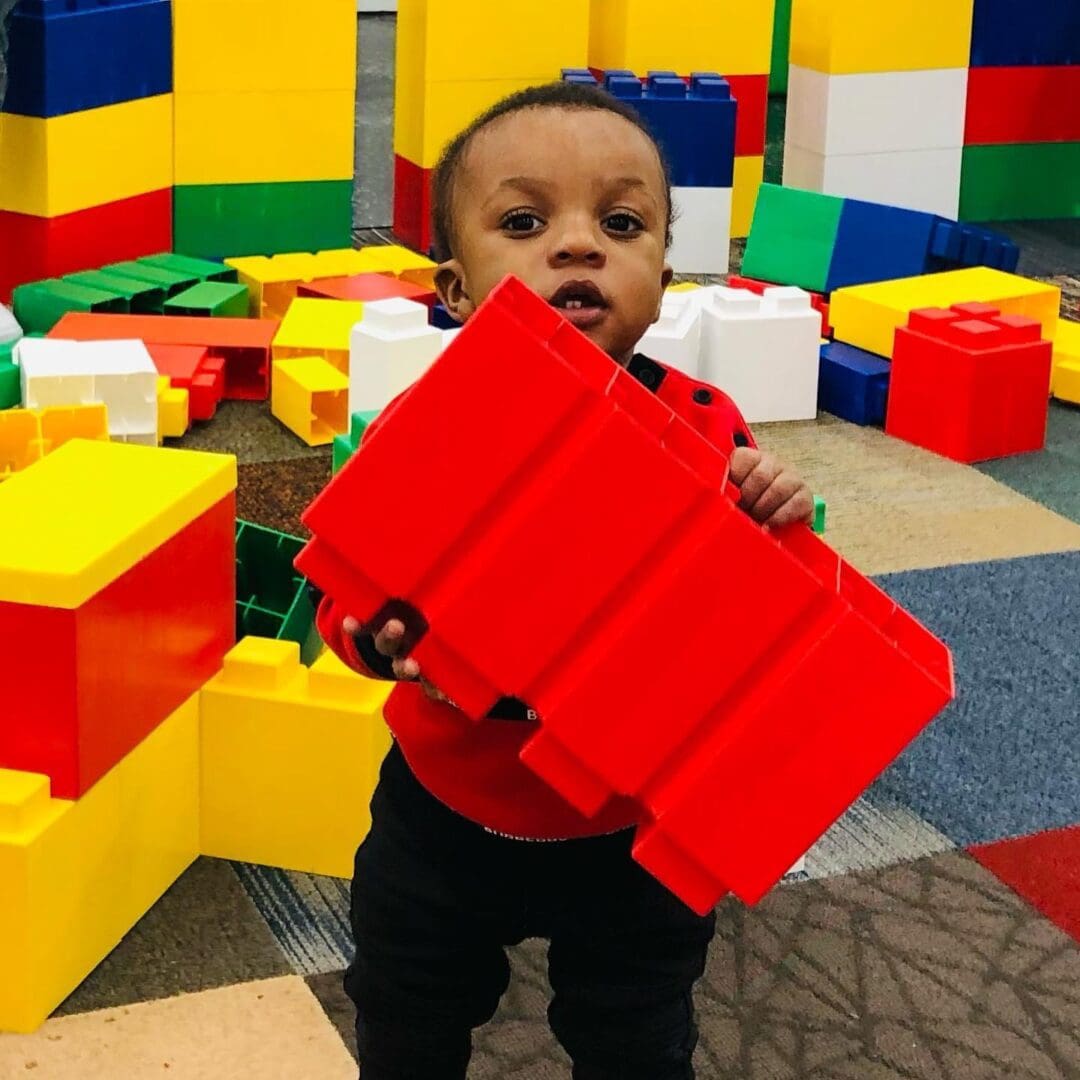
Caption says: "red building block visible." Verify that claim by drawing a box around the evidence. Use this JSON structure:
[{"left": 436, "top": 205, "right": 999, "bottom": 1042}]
[
  {"left": 147, "top": 343, "right": 226, "bottom": 421},
  {"left": 965, "top": 66, "right": 1080, "bottom": 146},
  {"left": 49, "top": 311, "right": 280, "bottom": 400},
  {"left": 393, "top": 154, "right": 434, "bottom": 256},
  {"left": 298, "top": 272, "right": 437, "bottom": 313},
  {"left": 0, "top": 496, "right": 234, "bottom": 800},
  {"left": 886, "top": 304, "right": 1052, "bottom": 463},
  {"left": 0, "top": 188, "right": 172, "bottom": 303},
  {"left": 727, "top": 273, "right": 832, "bottom": 337},
  {"left": 296, "top": 275, "right": 954, "bottom": 912}
]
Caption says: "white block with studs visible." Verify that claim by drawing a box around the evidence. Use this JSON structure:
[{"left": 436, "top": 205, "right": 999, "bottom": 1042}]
[
  {"left": 348, "top": 297, "right": 444, "bottom": 416},
  {"left": 698, "top": 286, "right": 820, "bottom": 423},
  {"left": 636, "top": 290, "right": 703, "bottom": 378},
  {"left": 668, "top": 186, "right": 733, "bottom": 275}
]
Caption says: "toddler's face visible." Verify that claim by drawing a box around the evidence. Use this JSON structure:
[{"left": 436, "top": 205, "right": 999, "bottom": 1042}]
[{"left": 435, "top": 107, "right": 673, "bottom": 365}]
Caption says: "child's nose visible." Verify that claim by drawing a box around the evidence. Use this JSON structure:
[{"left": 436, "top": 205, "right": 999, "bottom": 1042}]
[{"left": 549, "top": 222, "right": 606, "bottom": 267}]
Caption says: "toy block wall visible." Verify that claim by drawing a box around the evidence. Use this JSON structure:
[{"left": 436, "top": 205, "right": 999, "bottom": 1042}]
[
  {"left": 171, "top": 0, "right": 357, "bottom": 257},
  {"left": 392, "top": 0, "right": 590, "bottom": 254},
  {"left": 960, "top": 0, "right": 1080, "bottom": 220},
  {"left": 0, "top": 0, "right": 174, "bottom": 302},
  {"left": 784, "top": 0, "right": 973, "bottom": 218}
]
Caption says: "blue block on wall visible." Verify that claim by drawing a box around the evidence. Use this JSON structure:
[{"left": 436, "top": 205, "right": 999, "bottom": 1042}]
[
  {"left": 2, "top": 0, "right": 173, "bottom": 118},
  {"left": 825, "top": 199, "right": 939, "bottom": 293},
  {"left": 969, "top": 0, "right": 1080, "bottom": 67},
  {"left": 818, "top": 341, "right": 891, "bottom": 426}
]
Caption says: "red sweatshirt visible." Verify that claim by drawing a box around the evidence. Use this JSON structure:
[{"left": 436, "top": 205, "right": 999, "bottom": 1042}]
[{"left": 317, "top": 354, "right": 756, "bottom": 841}]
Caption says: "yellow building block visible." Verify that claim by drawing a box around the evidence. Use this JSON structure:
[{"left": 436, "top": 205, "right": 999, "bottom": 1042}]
[
  {"left": 172, "top": 0, "right": 357, "bottom": 93},
  {"left": 589, "top": 0, "right": 774, "bottom": 75},
  {"left": 0, "top": 95, "right": 172, "bottom": 218},
  {"left": 272, "top": 297, "right": 364, "bottom": 375},
  {"left": 790, "top": 0, "right": 974, "bottom": 74},
  {"left": 156, "top": 377, "right": 191, "bottom": 442},
  {"left": 667, "top": 282, "right": 702, "bottom": 293},
  {"left": 0, "top": 694, "right": 199, "bottom": 1033},
  {"left": 227, "top": 250, "right": 367, "bottom": 318},
  {"left": 732, "top": 154, "right": 765, "bottom": 238},
  {"left": 831, "top": 269, "right": 1062, "bottom": 359},
  {"left": 271, "top": 356, "right": 349, "bottom": 445},
  {"left": 1052, "top": 320, "right": 1080, "bottom": 405},
  {"left": 0, "top": 438, "right": 235, "bottom": 608},
  {"left": 0, "top": 405, "right": 109, "bottom": 481},
  {"left": 200, "top": 637, "right": 393, "bottom": 878},
  {"left": 173, "top": 90, "right": 355, "bottom": 185},
  {"left": 352, "top": 244, "right": 438, "bottom": 283}
]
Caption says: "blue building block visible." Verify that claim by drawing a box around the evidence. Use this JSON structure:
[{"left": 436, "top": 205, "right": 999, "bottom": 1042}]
[
  {"left": 430, "top": 303, "right": 459, "bottom": 330},
  {"left": 563, "top": 69, "right": 737, "bottom": 188},
  {"left": 969, "top": 0, "right": 1080, "bottom": 67},
  {"left": 825, "top": 199, "right": 939, "bottom": 293},
  {"left": 818, "top": 342, "right": 891, "bottom": 426},
  {"left": 2, "top": 0, "right": 172, "bottom": 119},
  {"left": 928, "top": 221, "right": 1020, "bottom": 274}
]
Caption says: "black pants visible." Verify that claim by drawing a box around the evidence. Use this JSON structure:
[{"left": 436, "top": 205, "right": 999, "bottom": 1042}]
[{"left": 344, "top": 743, "right": 717, "bottom": 1080}]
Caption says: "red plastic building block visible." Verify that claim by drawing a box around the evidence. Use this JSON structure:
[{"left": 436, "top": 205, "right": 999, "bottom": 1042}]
[
  {"left": 886, "top": 304, "right": 1053, "bottom": 463},
  {"left": 48, "top": 311, "right": 279, "bottom": 400},
  {"left": 0, "top": 188, "right": 172, "bottom": 303},
  {"left": 964, "top": 65, "right": 1080, "bottom": 146},
  {"left": 727, "top": 273, "right": 832, "bottom": 337},
  {"left": 296, "top": 275, "right": 954, "bottom": 912},
  {"left": 393, "top": 155, "right": 433, "bottom": 256},
  {"left": 147, "top": 343, "right": 226, "bottom": 421},
  {"left": 298, "top": 272, "right": 437, "bottom": 313}
]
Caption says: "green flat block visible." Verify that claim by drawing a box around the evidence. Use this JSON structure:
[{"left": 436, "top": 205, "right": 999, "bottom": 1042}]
[
  {"left": 103, "top": 260, "right": 201, "bottom": 298},
  {"left": 0, "top": 357, "right": 19, "bottom": 409},
  {"left": 741, "top": 183, "right": 844, "bottom": 292},
  {"left": 960, "top": 143, "right": 1080, "bottom": 222},
  {"left": 12, "top": 278, "right": 128, "bottom": 334},
  {"left": 64, "top": 269, "right": 166, "bottom": 313},
  {"left": 137, "top": 252, "right": 239, "bottom": 284},
  {"left": 769, "top": 0, "right": 792, "bottom": 95},
  {"left": 165, "top": 281, "right": 250, "bottom": 318},
  {"left": 332, "top": 408, "right": 379, "bottom": 474},
  {"left": 812, "top": 493, "right": 826, "bottom": 535},
  {"left": 331, "top": 432, "right": 354, "bottom": 474},
  {"left": 173, "top": 180, "right": 353, "bottom": 258}
]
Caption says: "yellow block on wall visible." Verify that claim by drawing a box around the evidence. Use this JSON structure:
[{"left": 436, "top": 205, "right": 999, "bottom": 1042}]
[{"left": 732, "top": 155, "right": 766, "bottom": 239}]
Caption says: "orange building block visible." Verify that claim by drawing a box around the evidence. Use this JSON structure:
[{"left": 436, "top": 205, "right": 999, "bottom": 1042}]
[{"left": 0, "top": 404, "right": 109, "bottom": 480}]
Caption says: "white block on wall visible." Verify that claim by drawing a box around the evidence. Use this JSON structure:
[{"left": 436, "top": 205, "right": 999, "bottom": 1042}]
[{"left": 668, "top": 187, "right": 733, "bottom": 275}]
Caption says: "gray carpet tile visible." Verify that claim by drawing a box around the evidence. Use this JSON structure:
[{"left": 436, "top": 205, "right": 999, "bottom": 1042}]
[
  {"left": 174, "top": 399, "right": 332, "bottom": 466},
  {"left": 236, "top": 455, "right": 333, "bottom": 539},
  {"left": 871, "top": 551, "right": 1080, "bottom": 847}
]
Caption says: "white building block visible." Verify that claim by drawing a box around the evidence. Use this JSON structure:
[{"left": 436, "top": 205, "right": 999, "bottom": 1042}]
[
  {"left": 635, "top": 290, "right": 703, "bottom": 378},
  {"left": 783, "top": 143, "right": 962, "bottom": 219},
  {"left": 349, "top": 298, "right": 443, "bottom": 415},
  {"left": 668, "top": 187, "right": 733, "bottom": 275},
  {"left": 17, "top": 338, "right": 97, "bottom": 408},
  {"left": 0, "top": 303, "right": 22, "bottom": 346},
  {"left": 441, "top": 327, "right": 462, "bottom": 351},
  {"left": 699, "top": 286, "right": 820, "bottom": 423},
  {"left": 785, "top": 66, "right": 968, "bottom": 157}
]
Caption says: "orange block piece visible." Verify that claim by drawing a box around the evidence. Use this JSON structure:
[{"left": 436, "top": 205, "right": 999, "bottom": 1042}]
[{"left": 0, "top": 404, "right": 109, "bottom": 480}]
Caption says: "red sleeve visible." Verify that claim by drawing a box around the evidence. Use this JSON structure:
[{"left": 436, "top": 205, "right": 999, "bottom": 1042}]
[{"left": 650, "top": 361, "right": 757, "bottom": 455}]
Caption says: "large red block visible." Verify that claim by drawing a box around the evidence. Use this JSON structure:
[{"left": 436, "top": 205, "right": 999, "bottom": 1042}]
[
  {"left": 298, "top": 272, "right": 437, "bottom": 313},
  {"left": 0, "top": 188, "right": 172, "bottom": 303},
  {"left": 147, "top": 344, "right": 226, "bottom": 421},
  {"left": 965, "top": 66, "right": 1080, "bottom": 146},
  {"left": 49, "top": 311, "right": 280, "bottom": 400},
  {"left": 393, "top": 154, "right": 433, "bottom": 256},
  {"left": 886, "top": 303, "right": 1053, "bottom": 463},
  {"left": 296, "top": 275, "right": 954, "bottom": 912},
  {"left": 0, "top": 496, "right": 235, "bottom": 799}
]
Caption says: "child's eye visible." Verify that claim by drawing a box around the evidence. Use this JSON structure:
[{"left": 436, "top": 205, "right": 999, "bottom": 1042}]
[
  {"left": 604, "top": 212, "right": 645, "bottom": 234},
  {"left": 500, "top": 211, "right": 544, "bottom": 234}
]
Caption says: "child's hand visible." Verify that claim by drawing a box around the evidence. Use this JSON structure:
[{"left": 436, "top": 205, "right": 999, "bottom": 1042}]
[
  {"left": 342, "top": 616, "right": 453, "bottom": 703},
  {"left": 728, "top": 447, "right": 814, "bottom": 531}
]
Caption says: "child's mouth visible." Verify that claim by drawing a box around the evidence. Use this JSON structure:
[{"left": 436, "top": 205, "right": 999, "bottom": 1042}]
[{"left": 549, "top": 281, "right": 609, "bottom": 330}]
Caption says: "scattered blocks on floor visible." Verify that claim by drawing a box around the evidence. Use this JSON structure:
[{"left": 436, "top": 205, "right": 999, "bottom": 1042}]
[
  {"left": 164, "top": 281, "right": 250, "bottom": 319},
  {"left": 886, "top": 304, "right": 1053, "bottom": 462},
  {"left": 0, "top": 353, "right": 19, "bottom": 409},
  {"left": 811, "top": 493, "right": 827, "bottom": 535},
  {"left": 298, "top": 272, "right": 436, "bottom": 313},
  {"left": 137, "top": 252, "right": 238, "bottom": 285},
  {"left": 199, "top": 637, "right": 393, "bottom": 878},
  {"left": 63, "top": 269, "right": 167, "bottom": 313},
  {"left": 102, "top": 258, "right": 201, "bottom": 298},
  {"left": 0, "top": 403, "right": 109, "bottom": 480},
  {"left": 12, "top": 278, "right": 128, "bottom": 334},
  {"left": 271, "top": 298, "right": 364, "bottom": 376},
  {"left": 726, "top": 273, "right": 832, "bottom": 338},
  {"left": 1050, "top": 320, "right": 1080, "bottom": 405},
  {"left": 817, "top": 341, "right": 891, "bottom": 426},
  {"left": 156, "top": 375, "right": 190, "bottom": 441},
  {"left": 271, "top": 355, "right": 349, "bottom": 446},
  {"left": 333, "top": 409, "right": 380, "bottom": 474},
  {"left": 146, "top": 343, "right": 225, "bottom": 422}
]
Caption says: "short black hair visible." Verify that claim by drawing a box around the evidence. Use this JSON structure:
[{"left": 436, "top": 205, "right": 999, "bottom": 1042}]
[{"left": 430, "top": 80, "right": 674, "bottom": 263}]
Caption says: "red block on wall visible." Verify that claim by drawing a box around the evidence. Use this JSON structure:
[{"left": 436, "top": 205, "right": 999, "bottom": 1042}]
[
  {"left": 296, "top": 275, "right": 954, "bottom": 912},
  {"left": 965, "top": 66, "right": 1080, "bottom": 146},
  {"left": 393, "top": 154, "right": 433, "bottom": 256},
  {"left": 0, "top": 188, "right": 172, "bottom": 303},
  {"left": 886, "top": 303, "right": 1053, "bottom": 463}
]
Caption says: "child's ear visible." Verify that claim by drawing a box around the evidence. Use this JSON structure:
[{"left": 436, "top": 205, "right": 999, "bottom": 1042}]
[
  {"left": 435, "top": 259, "right": 475, "bottom": 324},
  {"left": 653, "top": 263, "right": 675, "bottom": 322}
]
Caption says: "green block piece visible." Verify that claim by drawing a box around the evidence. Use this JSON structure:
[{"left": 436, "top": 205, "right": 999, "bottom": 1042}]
[
  {"left": 769, "top": 0, "right": 792, "bottom": 95},
  {"left": 64, "top": 270, "right": 166, "bottom": 313},
  {"left": 11, "top": 278, "right": 128, "bottom": 334},
  {"left": 0, "top": 357, "right": 19, "bottom": 409},
  {"left": 812, "top": 494, "right": 826, "bottom": 535},
  {"left": 103, "top": 260, "right": 201, "bottom": 298},
  {"left": 332, "top": 409, "right": 379, "bottom": 474},
  {"left": 741, "top": 183, "right": 845, "bottom": 293},
  {"left": 960, "top": 143, "right": 1080, "bottom": 222},
  {"left": 164, "top": 281, "right": 250, "bottom": 318},
  {"left": 173, "top": 180, "right": 353, "bottom": 258},
  {"left": 137, "top": 252, "right": 239, "bottom": 284},
  {"left": 235, "top": 519, "right": 321, "bottom": 664}
]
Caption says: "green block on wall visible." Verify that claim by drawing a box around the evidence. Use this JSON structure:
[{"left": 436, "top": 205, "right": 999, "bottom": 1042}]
[
  {"left": 769, "top": 0, "right": 793, "bottom": 94},
  {"left": 960, "top": 143, "right": 1080, "bottom": 222}
]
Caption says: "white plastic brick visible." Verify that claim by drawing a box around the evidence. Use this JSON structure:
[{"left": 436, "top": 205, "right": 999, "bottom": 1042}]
[
  {"left": 17, "top": 338, "right": 97, "bottom": 408},
  {"left": 699, "top": 286, "right": 821, "bottom": 423},
  {"left": 786, "top": 65, "right": 968, "bottom": 157},
  {"left": 440, "top": 327, "right": 462, "bottom": 351},
  {"left": 0, "top": 303, "right": 22, "bottom": 346},
  {"left": 668, "top": 187, "right": 733, "bottom": 275},
  {"left": 349, "top": 297, "right": 443, "bottom": 415},
  {"left": 636, "top": 291, "right": 703, "bottom": 378}
]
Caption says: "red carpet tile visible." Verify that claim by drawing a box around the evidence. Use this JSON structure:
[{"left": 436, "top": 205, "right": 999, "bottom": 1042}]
[{"left": 969, "top": 825, "right": 1080, "bottom": 943}]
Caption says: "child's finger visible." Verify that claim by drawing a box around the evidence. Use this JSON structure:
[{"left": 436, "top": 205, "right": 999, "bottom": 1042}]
[
  {"left": 373, "top": 619, "right": 407, "bottom": 656},
  {"left": 763, "top": 488, "right": 815, "bottom": 530},
  {"left": 748, "top": 472, "right": 799, "bottom": 523},
  {"left": 342, "top": 615, "right": 360, "bottom": 636},
  {"left": 392, "top": 655, "right": 420, "bottom": 679},
  {"left": 737, "top": 460, "right": 779, "bottom": 513},
  {"left": 728, "top": 446, "right": 761, "bottom": 486}
]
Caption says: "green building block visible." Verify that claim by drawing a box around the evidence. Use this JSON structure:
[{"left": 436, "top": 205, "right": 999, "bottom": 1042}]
[
  {"left": 64, "top": 269, "right": 166, "bottom": 313},
  {"left": 812, "top": 494, "right": 826, "bottom": 535},
  {"left": 741, "top": 183, "right": 845, "bottom": 293},
  {"left": 769, "top": 0, "right": 792, "bottom": 95},
  {"left": 103, "top": 260, "right": 201, "bottom": 298},
  {"left": 332, "top": 409, "right": 379, "bottom": 474},
  {"left": 137, "top": 252, "right": 239, "bottom": 284},
  {"left": 960, "top": 143, "right": 1080, "bottom": 222},
  {"left": 0, "top": 351, "right": 19, "bottom": 409},
  {"left": 173, "top": 180, "right": 353, "bottom": 258},
  {"left": 11, "top": 278, "right": 128, "bottom": 334},
  {"left": 235, "top": 519, "right": 321, "bottom": 664},
  {"left": 164, "top": 281, "right": 250, "bottom": 318}
]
